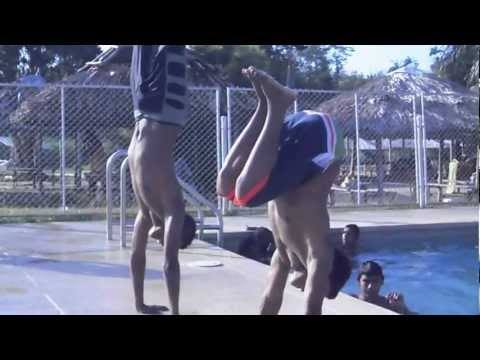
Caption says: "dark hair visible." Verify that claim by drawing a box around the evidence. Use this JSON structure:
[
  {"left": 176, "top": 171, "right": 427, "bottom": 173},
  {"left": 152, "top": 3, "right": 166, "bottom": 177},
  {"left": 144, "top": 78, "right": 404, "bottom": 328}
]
[
  {"left": 238, "top": 227, "right": 275, "bottom": 264},
  {"left": 357, "top": 261, "right": 384, "bottom": 281},
  {"left": 344, "top": 224, "right": 360, "bottom": 237},
  {"left": 180, "top": 214, "right": 197, "bottom": 250},
  {"left": 328, "top": 248, "right": 352, "bottom": 300}
]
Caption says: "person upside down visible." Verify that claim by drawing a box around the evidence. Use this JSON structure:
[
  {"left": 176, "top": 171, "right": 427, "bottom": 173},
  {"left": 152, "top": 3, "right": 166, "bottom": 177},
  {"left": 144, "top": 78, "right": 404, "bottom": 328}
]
[{"left": 217, "top": 67, "right": 349, "bottom": 315}]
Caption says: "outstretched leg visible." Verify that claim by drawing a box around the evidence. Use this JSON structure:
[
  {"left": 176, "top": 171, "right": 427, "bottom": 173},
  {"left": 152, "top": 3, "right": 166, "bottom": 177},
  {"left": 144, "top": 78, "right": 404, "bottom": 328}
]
[
  {"left": 235, "top": 70, "right": 297, "bottom": 203},
  {"left": 217, "top": 67, "right": 268, "bottom": 197}
]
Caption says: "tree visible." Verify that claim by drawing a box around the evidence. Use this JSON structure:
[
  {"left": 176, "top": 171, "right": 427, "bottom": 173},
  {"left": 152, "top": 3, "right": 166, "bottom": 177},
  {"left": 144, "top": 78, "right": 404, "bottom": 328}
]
[
  {"left": 336, "top": 71, "right": 383, "bottom": 91},
  {"left": 0, "top": 45, "right": 102, "bottom": 82},
  {"left": 190, "top": 45, "right": 353, "bottom": 89},
  {"left": 0, "top": 45, "right": 23, "bottom": 82},
  {"left": 431, "top": 45, "right": 479, "bottom": 88}
]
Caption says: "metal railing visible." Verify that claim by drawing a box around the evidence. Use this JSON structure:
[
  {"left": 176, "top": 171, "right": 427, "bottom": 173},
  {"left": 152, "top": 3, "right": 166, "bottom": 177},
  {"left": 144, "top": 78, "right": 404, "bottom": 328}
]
[{"left": 105, "top": 151, "right": 224, "bottom": 249}]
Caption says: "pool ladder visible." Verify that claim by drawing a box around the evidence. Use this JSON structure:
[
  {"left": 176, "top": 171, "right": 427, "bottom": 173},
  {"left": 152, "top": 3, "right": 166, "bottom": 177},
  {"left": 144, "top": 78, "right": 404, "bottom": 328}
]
[{"left": 106, "top": 150, "right": 224, "bottom": 249}]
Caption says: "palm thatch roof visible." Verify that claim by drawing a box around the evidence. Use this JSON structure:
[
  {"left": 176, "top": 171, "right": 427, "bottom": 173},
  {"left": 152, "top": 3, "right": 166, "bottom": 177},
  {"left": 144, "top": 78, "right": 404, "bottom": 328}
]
[
  {"left": 9, "top": 64, "right": 133, "bottom": 133},
  {"left": 318, "top": 69, "right": 479, "bottom": 140},
  {"left": 8, "top": 47, "right": 228, "bottom": 134}
]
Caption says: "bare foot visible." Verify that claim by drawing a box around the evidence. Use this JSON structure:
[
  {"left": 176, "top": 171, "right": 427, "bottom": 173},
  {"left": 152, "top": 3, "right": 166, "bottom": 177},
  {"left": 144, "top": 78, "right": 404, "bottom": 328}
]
[
  {"left": 253, "top": 68, "right": 297, "bottom": 108},
  {"left": 290, "top": 270, "right": 307, "bottom": 291},
  {"left": 242, "top": 66, "right": 266, "bottom": 101},
  {"left": 136, "top": 304, "right": 169, "bottom": 315}
]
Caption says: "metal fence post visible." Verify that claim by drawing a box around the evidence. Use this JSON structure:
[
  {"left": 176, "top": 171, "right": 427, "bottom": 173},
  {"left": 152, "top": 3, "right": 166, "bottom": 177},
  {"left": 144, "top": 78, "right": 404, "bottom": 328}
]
[
  {"left": 354, "top": 93, "right": 361, "bottom": 206},
  {"left": 412, "top": 95, "right": 420, "bottom": 206},
  {"left": 421, "top": 93, "right": 428, "bottom": 206},
  {"left": 226, "top": 104, "right": 233, "bottom": 213},
  {"left": 223, "top": 87, "right": 232, "bottom": 215},
  {"left": 60, "top": 86, "right": 67, "bottom": 211},
  {"left": 216, "top": 88, "right": 223, "bottom": 211},
  {"left": 413, "top": 95, "right": 426, "bottom": 208},
  {"left": 220, "top": 115, "right": 229, "bottom": 215}
]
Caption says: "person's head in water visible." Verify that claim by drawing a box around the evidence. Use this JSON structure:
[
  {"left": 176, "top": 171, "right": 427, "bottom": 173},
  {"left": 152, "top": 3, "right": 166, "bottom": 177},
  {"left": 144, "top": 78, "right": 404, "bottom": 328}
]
[
  {"left": 357, "top": 261, "right": 384, "bottom": 301},
  {"left": 342, "top": 224, "right": 360, "bottom": 256}
]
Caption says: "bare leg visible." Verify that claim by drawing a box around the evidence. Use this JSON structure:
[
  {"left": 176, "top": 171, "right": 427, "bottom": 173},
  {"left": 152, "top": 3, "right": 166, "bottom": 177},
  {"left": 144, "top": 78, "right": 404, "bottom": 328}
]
[
  {"left": 128, "top": 119, "right": 185, "bottom": 315},
  {"left": 217, "top": 67, "right": 268, "bottom": 196},
  {"left": 235, "top": 70, "right": 297, "bottom": 200}
]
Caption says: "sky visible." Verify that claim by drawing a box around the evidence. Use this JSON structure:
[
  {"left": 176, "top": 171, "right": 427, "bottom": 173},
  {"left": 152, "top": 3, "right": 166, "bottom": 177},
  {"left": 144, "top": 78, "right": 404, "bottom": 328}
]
[
  {"left": 99, "top": 45, "right": 439, "bottom": 75},
  {"left": 344, "top": 45, "right": 437, "bottom": 75}
]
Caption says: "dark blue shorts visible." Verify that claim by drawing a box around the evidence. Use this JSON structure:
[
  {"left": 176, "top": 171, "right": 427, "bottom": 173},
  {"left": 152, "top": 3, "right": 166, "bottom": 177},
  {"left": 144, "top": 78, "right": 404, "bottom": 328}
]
[{"left": 227, "top": 111, "right": 345, "bottom": 208}]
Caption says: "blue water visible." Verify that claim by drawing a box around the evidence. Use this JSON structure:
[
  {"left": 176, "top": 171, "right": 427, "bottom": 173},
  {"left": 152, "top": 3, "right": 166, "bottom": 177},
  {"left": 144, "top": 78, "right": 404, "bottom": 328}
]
[{"left": 343, "top": 237, "right": 478, "bottom": 315}]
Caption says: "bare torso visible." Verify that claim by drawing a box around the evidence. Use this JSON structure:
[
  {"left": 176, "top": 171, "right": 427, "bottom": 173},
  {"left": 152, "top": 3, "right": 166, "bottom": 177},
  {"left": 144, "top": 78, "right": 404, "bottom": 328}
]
[{"left": 266, "top": 164, "right": 341, "bottom": 314}]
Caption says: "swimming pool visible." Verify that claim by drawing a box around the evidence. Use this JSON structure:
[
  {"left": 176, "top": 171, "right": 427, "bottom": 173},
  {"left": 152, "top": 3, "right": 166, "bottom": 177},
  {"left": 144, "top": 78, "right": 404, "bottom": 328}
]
[{"left": 342, "top": 223, "right": 478, "bottom": 315}]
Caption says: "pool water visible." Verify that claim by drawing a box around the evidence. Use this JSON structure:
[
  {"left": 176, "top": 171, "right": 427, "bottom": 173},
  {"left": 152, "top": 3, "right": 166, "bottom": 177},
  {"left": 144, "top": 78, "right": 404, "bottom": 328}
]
[{"left": 343, "top": 234, "right": 478, "bottom": 315}]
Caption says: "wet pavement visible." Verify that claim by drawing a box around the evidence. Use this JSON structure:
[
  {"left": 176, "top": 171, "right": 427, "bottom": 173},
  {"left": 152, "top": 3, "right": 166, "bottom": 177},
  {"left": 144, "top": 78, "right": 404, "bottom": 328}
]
[{"left": 0, "top": 220, "right": 396, "bottom": 315}]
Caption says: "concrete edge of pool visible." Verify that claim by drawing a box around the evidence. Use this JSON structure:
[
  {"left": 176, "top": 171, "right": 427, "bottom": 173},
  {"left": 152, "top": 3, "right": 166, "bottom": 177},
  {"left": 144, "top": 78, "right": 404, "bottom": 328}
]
[{"left": 0, "top": 220, "right": 399, "bottom": 315}]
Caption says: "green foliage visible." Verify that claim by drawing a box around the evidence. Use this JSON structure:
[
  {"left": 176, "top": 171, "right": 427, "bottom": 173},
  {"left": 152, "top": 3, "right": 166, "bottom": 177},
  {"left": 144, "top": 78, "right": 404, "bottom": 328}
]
[
  {"left": 0, "top": 45, "right": 22, "bottom": 82},
  {"left": 431, "top": 45, "right": 479, "bottom": 88},
  {"left": 1, "top": 44, "right": 403, "bottom": 92},
  {"left": 336, "top": 71, "right": 383, "bottom": 91},
  {"left": 190, "top": 45, "right": 354, "bottom": 89},
  {"left": 0, "top": 45, "right": 101, "bottom": 82}
]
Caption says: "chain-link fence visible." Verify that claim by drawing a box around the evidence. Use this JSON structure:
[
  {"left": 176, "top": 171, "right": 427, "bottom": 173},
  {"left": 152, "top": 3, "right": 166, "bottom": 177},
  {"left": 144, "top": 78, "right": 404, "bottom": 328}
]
[
  {"left": 1, "top": 83, "right": 477, "bottom": 219},
  {"left": 226, "top": 88, "right": 479, "bottom": 210},
  {"left": 422, "top": 92, "right": 479, "bottom": 205},
  {"left": 0, "top": 84, "right": 220, "bottom": 218},
  {"left": 346, "top": 93, "right": 419, "bottom": 207},
  {"left": 1, "top": 84, "right": 62, "bottom": 213}
]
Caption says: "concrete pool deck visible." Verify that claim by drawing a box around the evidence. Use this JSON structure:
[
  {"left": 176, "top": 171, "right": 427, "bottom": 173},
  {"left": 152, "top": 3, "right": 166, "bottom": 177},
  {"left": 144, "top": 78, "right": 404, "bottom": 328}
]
[
  {"left": 215, "top": 205, "right": 478, "bottom": 232},
  {"left": 0, "top": 206, "right": 477, "bottom": 315}
]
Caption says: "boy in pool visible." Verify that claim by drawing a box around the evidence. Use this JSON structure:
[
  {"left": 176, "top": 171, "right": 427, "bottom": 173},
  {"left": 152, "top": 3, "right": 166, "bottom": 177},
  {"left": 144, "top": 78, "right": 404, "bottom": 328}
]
[
  {"left": 352, "top": 261, "right": 414, "bottom": 315},
  {"left": 217, "top": 67, "right": 348, "bottom": 315}
]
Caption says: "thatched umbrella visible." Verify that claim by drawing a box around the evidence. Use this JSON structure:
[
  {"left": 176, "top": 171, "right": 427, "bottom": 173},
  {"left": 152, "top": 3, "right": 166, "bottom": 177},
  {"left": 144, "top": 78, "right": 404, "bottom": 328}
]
[
  {"left": 318, "top": 69, "right": 479, "bottom": 201},
  {"left": 7, "top": 64, "right": 133, "bottom": 181},
  {"left": 7, "top": 50, "right": 226, "bottom": 196},
  {"left": 9, "top": 64, "right": 132, "bottom": 133},
  {"left": 9, "top": 47, "right": 228, "bottom": 154},
  {"left": 318, "top": 69, "right": 479, "bottom": 140}
]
